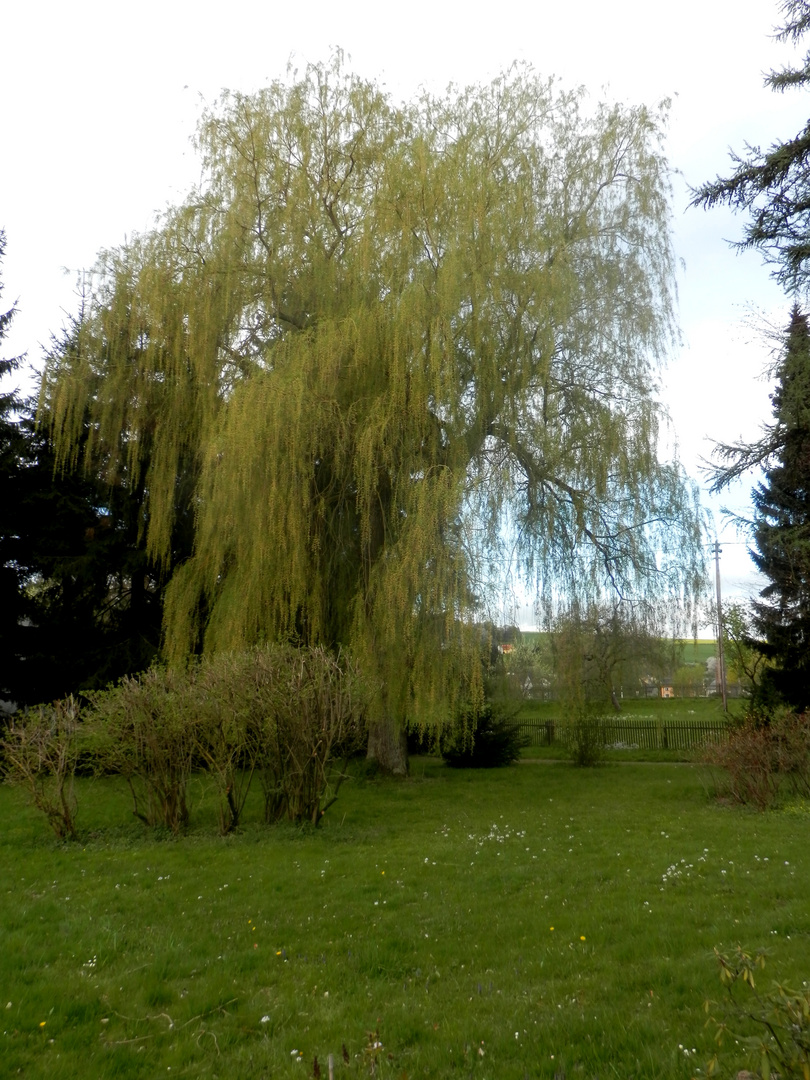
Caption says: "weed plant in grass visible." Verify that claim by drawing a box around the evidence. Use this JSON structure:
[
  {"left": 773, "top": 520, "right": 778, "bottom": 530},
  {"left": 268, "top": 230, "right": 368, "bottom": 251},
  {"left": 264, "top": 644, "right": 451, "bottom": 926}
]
[{"left": 2, "top": 762, "right": 809, "bottom": 1078}]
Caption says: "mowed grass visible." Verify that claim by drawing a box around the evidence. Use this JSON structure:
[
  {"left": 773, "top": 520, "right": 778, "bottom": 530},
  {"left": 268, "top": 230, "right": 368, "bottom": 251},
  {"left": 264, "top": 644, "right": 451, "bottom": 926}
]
[
  {"left": 516, "top": 696, "right": 732, "bottom": 762},
  {"left": 515, "top": 697, "right": 728, "bottom": 725},
  {"left": 2, "top": 761, "right": 809, "bottom": 1079}
]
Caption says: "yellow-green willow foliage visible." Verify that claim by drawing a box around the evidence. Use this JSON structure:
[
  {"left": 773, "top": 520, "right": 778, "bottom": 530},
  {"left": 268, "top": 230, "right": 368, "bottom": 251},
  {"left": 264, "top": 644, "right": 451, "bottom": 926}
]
[{"left": 44, "top": 58, "right": 704, "bottom": 768}]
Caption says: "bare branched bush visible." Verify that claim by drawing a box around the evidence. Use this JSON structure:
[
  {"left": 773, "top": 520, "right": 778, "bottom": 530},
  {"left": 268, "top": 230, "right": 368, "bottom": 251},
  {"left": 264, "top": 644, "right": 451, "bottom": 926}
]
[
  {"left": 65, "top": 646, "right": 368, "bottom": 832},
  {"left": 701, "top": 709, "right": 810, "bottom": 809},
  {"left": 193, "top": 652, "right": 265, "bottom": 834},
  {"left": 1, "top": 697, "right": 81, "bottom": 839},
  {"left": 771, "top": 709, "right": 810, "bottom": 797},
  {"left": 87, "top": 669, "right": 196, "bottom": 832},
  {"left": 255, "top": 645, "right": 369, "bottom": 825}
]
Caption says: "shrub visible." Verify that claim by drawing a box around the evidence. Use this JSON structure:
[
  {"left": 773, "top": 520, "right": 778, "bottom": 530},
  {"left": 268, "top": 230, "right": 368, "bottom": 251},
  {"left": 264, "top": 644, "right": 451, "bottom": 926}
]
[
  {"left": 1, "top": 696, "right": 81, "bottom": 839},
  {"left": 441, "top": 703, "right": 528, "bottom": 768},
  {"left": 86, "top": 668, "right": 197, "bottom": 833},
  {"left": 701, "top": 709, "right": 810, "bottom": 810},
  {"left": 568, "top": 711, "right": 607, "bottom": 768},
  {"left": 61, "top": 646, "right": 369, "bottom": 832},
  {"left": 256, "top": 645, "right": 369, "bottom": 824},
  {"left": 770, "top": 708, "right": 810, "bottom": 797},
  {"left": 193, "top": 652, "right": 265, "bottom": 834}
]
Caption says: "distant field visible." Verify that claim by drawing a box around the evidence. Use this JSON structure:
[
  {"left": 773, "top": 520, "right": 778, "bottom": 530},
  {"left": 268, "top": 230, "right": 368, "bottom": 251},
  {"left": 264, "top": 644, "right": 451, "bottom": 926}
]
[
  {"left": 677, "top": 640, "right": 717, "bottom": 665},
  {"left": 517, "top": 632, "right": 717, "bottom": 667}
]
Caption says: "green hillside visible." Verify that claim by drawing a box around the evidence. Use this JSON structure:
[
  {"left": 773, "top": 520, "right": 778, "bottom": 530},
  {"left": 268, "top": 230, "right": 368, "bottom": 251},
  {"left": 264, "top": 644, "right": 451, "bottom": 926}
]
[{"left": 514, "top": 631, "right": 716, "bottom": 666}]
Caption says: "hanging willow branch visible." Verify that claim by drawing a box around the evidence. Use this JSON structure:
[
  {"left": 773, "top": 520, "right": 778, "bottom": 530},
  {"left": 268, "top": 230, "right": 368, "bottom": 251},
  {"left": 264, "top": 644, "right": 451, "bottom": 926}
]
[{"left": 44, "top": 57, "right": 705, "bottom": 738}]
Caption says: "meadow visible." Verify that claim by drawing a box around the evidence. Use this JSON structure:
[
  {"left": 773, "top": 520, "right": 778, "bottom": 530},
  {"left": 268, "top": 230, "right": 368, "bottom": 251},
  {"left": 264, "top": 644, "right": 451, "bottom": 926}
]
[
  {"left": 3, "top": 753, "right": 809, "bottom": 1079},
  {"left": 515, "top": 637, "right": 717, "bottom": 667},
  {"left": 515, "top": 697, "right": 730, "bottom": 761}
]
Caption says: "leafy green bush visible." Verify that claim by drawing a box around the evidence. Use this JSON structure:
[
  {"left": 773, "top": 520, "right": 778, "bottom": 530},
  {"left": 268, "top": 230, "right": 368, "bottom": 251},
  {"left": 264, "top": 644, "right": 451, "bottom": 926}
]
[{"left": 440, "top": 704, "right": 528, "bottom": 768}]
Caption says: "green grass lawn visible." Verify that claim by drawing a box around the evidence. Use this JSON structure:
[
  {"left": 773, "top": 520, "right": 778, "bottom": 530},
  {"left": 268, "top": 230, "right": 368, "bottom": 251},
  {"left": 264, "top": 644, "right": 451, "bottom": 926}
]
[
  {"left": 514, "top": 696, "right": 734, "bottom": 762},
  {"left": 514, "top": 697, "right": 729, "bottom": 724},
  {"left": 2, "top": 761, "right": 809, "bottom": 1079}
]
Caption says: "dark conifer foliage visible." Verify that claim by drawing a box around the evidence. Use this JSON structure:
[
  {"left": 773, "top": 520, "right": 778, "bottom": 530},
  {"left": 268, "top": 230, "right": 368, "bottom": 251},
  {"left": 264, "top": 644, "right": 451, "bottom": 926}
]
[
  {"left": 0, "top": 235, "right": 172, "bottom": 707},
  {"left": 750, "top": 308, "right": 810, "bottom": 707},
  {"left": 0, "top": 228, "right": 31, "bottom": 699},
  {"left": 691, "top": 1, "right": 810, "bottom": 294},
  {"left": 711, "top": 307, "right": 810, "bottom": 709}
]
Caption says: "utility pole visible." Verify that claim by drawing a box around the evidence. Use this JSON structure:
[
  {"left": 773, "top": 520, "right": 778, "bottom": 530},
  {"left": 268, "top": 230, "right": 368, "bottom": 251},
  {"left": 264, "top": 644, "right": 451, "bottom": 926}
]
[{"left": 714, "top": 540, "right": 728, "bottom": 712}]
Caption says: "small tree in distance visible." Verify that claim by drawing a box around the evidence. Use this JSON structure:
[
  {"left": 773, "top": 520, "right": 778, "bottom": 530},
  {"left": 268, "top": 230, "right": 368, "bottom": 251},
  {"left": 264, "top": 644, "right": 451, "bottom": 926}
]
[
  {"left": 722, "top": 600, "right": 769, "bottom": 701},
  {"left": 551, "top": 602, "right": 677, "bottom": 711}
]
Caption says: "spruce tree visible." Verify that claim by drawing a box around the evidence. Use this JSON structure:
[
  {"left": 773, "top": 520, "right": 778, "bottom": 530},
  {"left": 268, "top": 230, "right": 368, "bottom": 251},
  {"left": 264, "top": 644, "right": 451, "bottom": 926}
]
[
  {"left": 710, "top": 307, "right": 810, "bottom": 708},
  {"left": 0, "top": 228, "right": 31, "bottom": 702},
  {"left": 691, "top": 1, "right": 810, "bottom": 295},
  {"left": 751, "top": 307, "right": 810, "bottom": 707},
  {"left": 0, "top": 240, "right": 174, "bottom": 705}
]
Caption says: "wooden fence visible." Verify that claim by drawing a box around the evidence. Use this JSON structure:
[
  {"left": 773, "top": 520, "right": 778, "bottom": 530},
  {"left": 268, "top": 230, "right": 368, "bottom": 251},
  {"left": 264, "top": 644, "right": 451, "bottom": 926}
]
[{"left": 517, "top": 717, "right": 731, "bottom": 751}]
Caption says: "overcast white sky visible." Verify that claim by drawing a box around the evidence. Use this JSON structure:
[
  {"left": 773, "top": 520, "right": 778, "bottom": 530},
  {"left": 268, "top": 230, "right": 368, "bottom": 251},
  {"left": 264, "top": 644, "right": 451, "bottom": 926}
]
[{"left": 3, "top": 0, "right": 808, "bottom": 627}]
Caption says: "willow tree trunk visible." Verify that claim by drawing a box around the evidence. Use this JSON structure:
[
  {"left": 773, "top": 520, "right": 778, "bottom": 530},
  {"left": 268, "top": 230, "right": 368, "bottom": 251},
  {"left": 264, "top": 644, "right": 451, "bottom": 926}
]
[{"left": 366, "top": 716, "right": 408, "bottom": 776}]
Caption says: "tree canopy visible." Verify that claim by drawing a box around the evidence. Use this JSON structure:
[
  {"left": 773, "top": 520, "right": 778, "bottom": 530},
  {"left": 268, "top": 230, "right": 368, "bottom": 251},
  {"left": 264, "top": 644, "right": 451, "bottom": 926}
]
[
  {"left": 691, "top": 0, "right": 810, "bottom": 295},
  {"left": 711, "top": 307, "right": 810, "bottom": 709},
  {"left": 44, "top": 59, "right": 704, "bottom": 766},
  {"left": 1, "top": 236, "right": 169, "bottom": 705}
]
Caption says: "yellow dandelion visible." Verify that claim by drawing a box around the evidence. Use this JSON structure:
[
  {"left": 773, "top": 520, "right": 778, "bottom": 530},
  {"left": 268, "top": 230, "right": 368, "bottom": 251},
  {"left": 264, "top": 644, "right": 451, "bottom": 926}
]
[
  {"left": 39, "top": 1021, "right": 46, "bottom": 1028},
  {"left": 580, "top": 936, "right": 586, "bottom": 941}
]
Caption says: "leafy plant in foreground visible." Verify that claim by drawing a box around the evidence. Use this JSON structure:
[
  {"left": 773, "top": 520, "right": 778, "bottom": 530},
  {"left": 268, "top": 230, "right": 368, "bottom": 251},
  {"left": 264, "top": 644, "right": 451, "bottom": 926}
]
[{"left": 705, "top": 945, "right": 810, "bottom": 1079}]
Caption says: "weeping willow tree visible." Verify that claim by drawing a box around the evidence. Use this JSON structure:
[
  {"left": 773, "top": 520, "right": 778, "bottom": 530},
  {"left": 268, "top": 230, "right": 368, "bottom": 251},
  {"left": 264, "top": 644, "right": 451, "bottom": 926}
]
[{"left": 44, "top": 57, "right": 704, "bottom": 772}]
